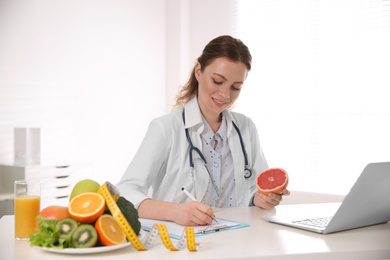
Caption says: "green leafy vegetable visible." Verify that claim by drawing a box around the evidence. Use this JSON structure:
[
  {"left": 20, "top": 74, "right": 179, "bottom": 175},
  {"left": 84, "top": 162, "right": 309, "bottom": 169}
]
[
  {"left": 109, "top": 196, "right": 141, "bottom": 235},
  {"left": 29, "top": 216, "right": 73, "bottom": 249}
]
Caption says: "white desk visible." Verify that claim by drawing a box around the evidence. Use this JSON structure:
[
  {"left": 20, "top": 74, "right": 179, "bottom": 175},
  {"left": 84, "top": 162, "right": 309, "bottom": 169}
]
[{"left": 1, "top": 205, "right": 389, "bottom": 260}]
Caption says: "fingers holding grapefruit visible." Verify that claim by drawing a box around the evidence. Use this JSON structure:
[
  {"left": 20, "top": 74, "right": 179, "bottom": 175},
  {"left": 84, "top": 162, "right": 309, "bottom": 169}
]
[{"left": 256, "top": 168, "right": 288, "bottom": 195}]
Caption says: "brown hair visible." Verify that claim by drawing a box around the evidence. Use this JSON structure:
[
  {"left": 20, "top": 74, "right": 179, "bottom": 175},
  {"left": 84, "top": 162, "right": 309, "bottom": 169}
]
[{"left": 173, "top": 35, "right": 252, "bottom": 110}]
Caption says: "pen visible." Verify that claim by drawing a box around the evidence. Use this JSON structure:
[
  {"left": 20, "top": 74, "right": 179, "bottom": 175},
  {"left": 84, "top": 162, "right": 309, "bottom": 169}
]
[
  {"left": 181, "top": 187, "right": 197, "bottom": 201},
  {"left": 181, "top": 187, "right": 219, "bottom": 223},
  {"left": 200, "top": 225, "right": 230, "bottom": 234}
]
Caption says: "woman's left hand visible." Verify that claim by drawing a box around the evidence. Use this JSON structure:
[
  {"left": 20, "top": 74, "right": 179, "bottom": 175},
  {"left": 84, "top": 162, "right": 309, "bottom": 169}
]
[{"left": 254, "top": 189, "right": 290, "bottom": 209}]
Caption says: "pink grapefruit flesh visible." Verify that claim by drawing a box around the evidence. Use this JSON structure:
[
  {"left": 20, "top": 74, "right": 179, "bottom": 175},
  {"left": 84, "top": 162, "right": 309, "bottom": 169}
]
[{"left": 256, "top": 168, "right": 288, "bottom": 195}]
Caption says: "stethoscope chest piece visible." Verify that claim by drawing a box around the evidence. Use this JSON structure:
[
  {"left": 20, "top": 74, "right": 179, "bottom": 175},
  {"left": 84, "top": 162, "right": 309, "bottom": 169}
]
[{"left": 244, "top": 168, "right": 252, "bottom": 179}]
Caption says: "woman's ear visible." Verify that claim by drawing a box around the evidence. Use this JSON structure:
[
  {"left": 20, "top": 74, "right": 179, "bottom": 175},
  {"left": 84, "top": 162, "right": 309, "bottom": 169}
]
[{"left": 194, "top": 62, "right": 201, "bottom": 81}]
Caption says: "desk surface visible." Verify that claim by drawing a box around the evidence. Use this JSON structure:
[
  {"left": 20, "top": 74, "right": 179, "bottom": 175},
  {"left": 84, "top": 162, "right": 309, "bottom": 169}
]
[{"left": 1, "top": 204, "right": 390, "bottom": 260}]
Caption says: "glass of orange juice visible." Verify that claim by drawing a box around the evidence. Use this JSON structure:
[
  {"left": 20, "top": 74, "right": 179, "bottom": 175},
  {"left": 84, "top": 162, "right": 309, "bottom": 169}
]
[{"left": 14, "top": 180, "right": 41, "bottom": 240}]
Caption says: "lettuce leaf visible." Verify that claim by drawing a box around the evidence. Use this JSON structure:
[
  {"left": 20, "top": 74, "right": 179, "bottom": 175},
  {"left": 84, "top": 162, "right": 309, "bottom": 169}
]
[{"left": 29, "top": 216, "right": 72, "bottom": 249}]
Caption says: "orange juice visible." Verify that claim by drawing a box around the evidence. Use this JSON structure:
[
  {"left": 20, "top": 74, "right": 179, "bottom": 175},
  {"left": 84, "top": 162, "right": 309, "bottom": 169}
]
[{"left": 14, "top": 195, "right": 40, "bottom": 239}]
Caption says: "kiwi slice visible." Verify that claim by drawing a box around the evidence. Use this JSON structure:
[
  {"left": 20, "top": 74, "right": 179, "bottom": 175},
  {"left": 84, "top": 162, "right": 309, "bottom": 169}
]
[
  {"left": 56, "top": 218, "right": 78, "bottom": 239},
  {"left": 71, "top": 224, "right": 98, "bottom": 248}
]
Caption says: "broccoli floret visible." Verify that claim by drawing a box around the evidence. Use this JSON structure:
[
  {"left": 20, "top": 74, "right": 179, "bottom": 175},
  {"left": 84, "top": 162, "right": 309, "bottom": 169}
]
[{"left": 112, "top": 196, "right": 141, "bottom": 235}]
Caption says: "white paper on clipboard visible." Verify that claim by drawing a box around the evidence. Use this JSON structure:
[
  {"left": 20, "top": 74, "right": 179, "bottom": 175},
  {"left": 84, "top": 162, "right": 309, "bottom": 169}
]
[{"left": 140, "top": 218, "right": 249, "bottom": 239}]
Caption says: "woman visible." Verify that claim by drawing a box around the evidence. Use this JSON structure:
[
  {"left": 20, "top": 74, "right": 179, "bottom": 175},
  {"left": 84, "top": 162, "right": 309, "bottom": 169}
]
[{"left": 116, "top": 35, "right": 289, "bottom": 226}]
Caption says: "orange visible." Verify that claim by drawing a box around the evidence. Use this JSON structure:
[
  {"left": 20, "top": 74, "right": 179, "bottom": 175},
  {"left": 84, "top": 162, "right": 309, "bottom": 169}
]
[
  {"left": 68, "top": 192, "right": 105, "bottom": 224},
  {"left": 95, "top": 214, "right": 126, "bottom": 246},
  {"left": 256, "top": 168, "right": 289, "bottom": 195}
]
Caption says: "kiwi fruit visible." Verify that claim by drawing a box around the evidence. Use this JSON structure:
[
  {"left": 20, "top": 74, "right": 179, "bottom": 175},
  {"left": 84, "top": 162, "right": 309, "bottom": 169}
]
[
  {"left": 71, "top": 224, "right": 98, "bottom": 248},
  {"left": 56, "top": 218, "right": 78, "bottom": 240}
]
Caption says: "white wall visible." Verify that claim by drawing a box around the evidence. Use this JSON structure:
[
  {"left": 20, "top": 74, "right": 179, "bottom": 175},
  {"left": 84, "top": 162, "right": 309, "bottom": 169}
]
[
  {"left": 0, "top": 0, "right": 166, "bottom": 185},
  {"left": 188, "top": 0, "right": 237, "bottom": 63},
  {"left": 0, "top": 0, "right": 239, "bottom": 187},
  {"left": 165, "top": 0, "right": 236, "bottom": 108}
]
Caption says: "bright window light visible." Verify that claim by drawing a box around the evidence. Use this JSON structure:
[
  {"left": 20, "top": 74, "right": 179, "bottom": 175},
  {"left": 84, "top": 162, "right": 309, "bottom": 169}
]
[{"left": 234, "top": 0, "right": 390, "bottom": 194}]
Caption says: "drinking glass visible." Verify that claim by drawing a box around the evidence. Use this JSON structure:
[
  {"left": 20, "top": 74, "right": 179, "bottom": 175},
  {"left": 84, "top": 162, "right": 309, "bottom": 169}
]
[{"left": 14, "top": 180, "right": 41, "bottom": 240}]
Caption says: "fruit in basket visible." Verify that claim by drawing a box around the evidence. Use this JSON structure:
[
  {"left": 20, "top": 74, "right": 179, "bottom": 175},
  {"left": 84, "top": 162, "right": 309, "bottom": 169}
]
[
  {"left": 56, "top": 218, "right": 79, "bottom": 240},
  {"left": 95, "top": 214, "right": 126, "bottom": 246},
  {"left": 69, "top": 179, "right": 100, "bottom": 201},
  {"left": 256, "top": 168, "right": 289, "bottom": 195},
  {"left": 68, "top": 192, "right": 105, "bottom": 224},
  {"left": 107, "top": 196, "right": 141, "bottom": 235},
  {"left": 71, "top": 224, "right": 98, "bottom": 248},
  {"left": 36, "top": 205, "right": 71, "bottom": 229}
]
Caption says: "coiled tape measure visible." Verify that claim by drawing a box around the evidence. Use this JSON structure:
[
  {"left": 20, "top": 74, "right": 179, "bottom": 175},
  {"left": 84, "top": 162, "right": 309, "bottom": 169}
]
[{"left": 98, "top": 182, "right": 198, "bottom": 251}]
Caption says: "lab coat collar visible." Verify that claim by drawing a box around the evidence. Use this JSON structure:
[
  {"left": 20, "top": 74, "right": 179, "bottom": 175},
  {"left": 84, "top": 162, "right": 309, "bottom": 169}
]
[
  {"left": 184, "top": 96, "right": 204, "bottom": 131},
  {"left": 222, "top": 108, "right": 237, "bottom": 134}
]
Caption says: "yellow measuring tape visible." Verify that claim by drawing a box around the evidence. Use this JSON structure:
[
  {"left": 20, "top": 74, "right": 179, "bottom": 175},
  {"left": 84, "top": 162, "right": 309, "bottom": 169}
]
[{"left": 98, "top": 182, "right": 198, "bottom": 251}]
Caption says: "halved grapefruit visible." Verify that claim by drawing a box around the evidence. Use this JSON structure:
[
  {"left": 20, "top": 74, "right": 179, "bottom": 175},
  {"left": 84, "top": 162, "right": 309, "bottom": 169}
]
[{"left": 256, "top": 168, "right": 288, "bottom": 195}]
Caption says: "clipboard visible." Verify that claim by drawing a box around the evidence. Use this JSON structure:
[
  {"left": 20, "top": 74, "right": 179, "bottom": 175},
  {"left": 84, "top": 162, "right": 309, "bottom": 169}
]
[{"left": 140, "top": 218, "right": 250, "bottom": 240}]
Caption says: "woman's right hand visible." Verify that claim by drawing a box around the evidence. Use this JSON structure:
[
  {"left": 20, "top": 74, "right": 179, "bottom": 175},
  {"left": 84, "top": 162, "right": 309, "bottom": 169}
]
[
  {"left": 138, "top": 199, "right": 215, "bottom": 226},
  {"left": 171, "top": 201, "right": 216, "bottom": 226}
]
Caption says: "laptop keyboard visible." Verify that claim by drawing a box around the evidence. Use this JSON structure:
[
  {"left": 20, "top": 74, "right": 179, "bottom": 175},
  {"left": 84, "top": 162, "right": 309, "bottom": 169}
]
[{"left": 292, "top": 216, "right": 333, "bottom": 228}]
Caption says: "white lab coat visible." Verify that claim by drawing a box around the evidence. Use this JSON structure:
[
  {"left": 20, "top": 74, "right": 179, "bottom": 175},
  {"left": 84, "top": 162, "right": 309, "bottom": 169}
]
[{"left": 116, "top": 97, "right": 269, "bottom": 207}]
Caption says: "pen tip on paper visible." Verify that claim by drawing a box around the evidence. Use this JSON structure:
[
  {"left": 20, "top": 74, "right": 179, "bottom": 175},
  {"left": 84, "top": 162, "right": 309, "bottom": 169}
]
[{"left": 181, "top": 187, "right": 184, "bottom": 191}]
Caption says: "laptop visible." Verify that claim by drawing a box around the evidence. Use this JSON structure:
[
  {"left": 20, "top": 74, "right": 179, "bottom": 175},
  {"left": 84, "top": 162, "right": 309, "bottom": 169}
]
[{"left": 262, "top": 161, "right": 390, "bottom": 234}]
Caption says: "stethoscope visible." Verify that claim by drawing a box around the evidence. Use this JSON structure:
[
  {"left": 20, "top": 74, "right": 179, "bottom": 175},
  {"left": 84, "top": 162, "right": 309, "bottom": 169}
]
[{"left": 182, "top": 110, "right": 253, "bottom": 179}]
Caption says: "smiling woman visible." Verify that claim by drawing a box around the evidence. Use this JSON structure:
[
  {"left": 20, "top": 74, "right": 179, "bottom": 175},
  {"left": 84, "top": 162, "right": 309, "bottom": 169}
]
[
  {"left": 116, "top": 35, "right": 290, "bottom": 227},
  {"left": 195, "top": 57, "right": 248, "bottom": 132}
]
